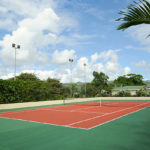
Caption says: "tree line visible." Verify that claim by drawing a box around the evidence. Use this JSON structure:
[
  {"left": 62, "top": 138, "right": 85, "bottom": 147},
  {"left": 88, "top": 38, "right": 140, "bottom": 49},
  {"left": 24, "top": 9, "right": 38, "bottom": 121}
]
[
  {"left": 78, "top": 72, "right": 147, "bottom": 98},
  {"left": 0, "top": 72, "right": 148, "bottom": 104},
  {"left": 0, "top": 73, "right": 70, "bottom": 104}
]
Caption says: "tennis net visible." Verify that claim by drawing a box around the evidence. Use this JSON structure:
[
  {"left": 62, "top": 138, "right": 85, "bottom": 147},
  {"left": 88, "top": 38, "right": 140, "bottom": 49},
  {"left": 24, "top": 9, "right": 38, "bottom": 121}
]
[
  {"left": 100, "top": 100, "right": 150, "bottom": 107},
  {"left": 63, "top": 98, "right": 150, "bottom": 107}
]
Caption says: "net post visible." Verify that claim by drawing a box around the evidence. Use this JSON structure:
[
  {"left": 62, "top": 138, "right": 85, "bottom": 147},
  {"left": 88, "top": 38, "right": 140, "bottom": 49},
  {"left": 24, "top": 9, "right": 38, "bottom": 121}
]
[
  {"left": 99, "top": 98, "right": 102, "bottom": 107},
  {"left": 63, "top": 99, "right": 65, "bottom": 105}
]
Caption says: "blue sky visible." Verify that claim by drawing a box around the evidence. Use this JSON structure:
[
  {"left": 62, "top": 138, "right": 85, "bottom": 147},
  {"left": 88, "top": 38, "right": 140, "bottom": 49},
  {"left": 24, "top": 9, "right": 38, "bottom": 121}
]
[{"left": 0, "top": 0, "right": 150, "bottom": 82}]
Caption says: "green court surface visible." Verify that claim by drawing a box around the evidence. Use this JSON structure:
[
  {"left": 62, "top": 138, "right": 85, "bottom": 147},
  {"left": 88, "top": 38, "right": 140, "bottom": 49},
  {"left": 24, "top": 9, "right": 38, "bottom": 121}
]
[{"left": 0, "top": 106, "right": 150, "bottom": 150}]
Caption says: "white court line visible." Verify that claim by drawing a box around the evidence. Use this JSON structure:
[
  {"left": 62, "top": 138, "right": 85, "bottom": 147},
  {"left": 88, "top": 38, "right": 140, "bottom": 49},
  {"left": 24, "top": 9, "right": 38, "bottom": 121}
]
[
  {"left": 0, "top": 102, "right": 149, "bottom": 130},
  {"left": 0, "top": 102, "right": 99, "bottom": 115},
  {"left": 0, "top": 103, "right": 72, "bottom": 115},
  {"left": 88, "top": 107, "right": 147, "bottom": 130},
  {"left": 103, "top": 102, "right": 120, "bottom": 105},
  {"left": 0, "top": 105, "right": 102, "bottom": 116},
  {"left": 40, "top": 103, "right": 101, "bottom": 113},
  {"left": 0, "top": 116, "right": 88, "bottom": 130},
  {"left": 0, "top": 108, "right": 45, "bottom": 115},
  {"left": 40, "top": 108, "right": 70, "bottom": 112},
  {"left": 76, "top": 110, "right": 108, "bottom": 115},
  {"left": 68, "top": 102, "right": 149, "bottom": 126},
  {"left": 70, "top": 105, "right": 100, "bottom": 112},
  {"left": 0, "top": 101, "right": 129, "bottom": 115},
  {"left": 0, "top": 106, "right": 107, "bottom": 120}
]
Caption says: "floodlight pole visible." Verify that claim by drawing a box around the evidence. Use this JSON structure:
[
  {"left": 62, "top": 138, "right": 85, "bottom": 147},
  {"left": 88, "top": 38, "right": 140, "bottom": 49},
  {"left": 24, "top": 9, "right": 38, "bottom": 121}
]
[
  {"left": 69, "top": 58, "right": 73, "bottom": 97},
  {"left": 84, "top": 63, "right": 87, "bottom": 97},
  {"left": 12, "top": 43, "right": 20, "bottom": 80}
]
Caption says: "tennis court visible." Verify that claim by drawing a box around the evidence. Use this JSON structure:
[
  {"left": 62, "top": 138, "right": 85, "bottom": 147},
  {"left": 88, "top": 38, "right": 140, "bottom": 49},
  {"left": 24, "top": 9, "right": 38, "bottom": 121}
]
[
  {"left": 0, "top": 100, "right": 150, "bottom": 129},
  {"left": 0, "top": 98, "right": 150, "bottom": 150}
]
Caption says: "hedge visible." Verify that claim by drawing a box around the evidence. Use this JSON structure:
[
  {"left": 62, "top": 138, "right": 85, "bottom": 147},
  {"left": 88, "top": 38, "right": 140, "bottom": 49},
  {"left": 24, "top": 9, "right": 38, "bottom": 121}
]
[{"left": 0, "top": 79, "right": 67, "bottom": 104}]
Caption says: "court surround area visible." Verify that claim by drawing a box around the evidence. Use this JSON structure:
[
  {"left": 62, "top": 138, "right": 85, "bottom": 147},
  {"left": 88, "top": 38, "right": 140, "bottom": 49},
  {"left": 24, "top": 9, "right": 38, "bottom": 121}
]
[{"left": 0, "top": 97, "right": 150, "bottom": 150}]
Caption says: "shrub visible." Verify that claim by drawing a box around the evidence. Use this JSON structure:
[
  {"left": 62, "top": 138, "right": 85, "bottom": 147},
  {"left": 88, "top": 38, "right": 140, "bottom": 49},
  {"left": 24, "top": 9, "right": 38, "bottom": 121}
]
[
  {"left": 0, "top": 79, "right": 68, "bottom": 104},
  {"left": 115, "top": 91, "right": 131, "bottom": 97}
]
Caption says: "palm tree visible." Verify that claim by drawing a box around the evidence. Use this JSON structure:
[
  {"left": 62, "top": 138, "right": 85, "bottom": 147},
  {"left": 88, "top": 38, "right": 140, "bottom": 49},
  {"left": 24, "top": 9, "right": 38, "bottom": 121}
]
[{"left": 116, "top": 0, "right": 150, "bottom": 37}]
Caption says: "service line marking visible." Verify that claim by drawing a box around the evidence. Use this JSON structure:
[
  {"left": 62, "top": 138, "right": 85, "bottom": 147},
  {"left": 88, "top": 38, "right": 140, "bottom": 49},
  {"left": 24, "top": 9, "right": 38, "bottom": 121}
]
[{"left": 68, "top": 102, "right": 149, "bottom": 126}]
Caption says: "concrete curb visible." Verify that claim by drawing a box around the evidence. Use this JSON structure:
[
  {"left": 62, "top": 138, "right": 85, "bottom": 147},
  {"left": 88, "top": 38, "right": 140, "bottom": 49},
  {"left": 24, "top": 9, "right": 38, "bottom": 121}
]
[{"left": 0, "top": 97, "right": 150, "bottom": 110}]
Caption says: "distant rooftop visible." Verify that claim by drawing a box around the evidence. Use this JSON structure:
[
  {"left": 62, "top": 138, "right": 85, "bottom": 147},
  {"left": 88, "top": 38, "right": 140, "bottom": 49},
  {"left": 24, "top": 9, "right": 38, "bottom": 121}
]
[{"left": 113, "top": 86, "right": 144, "bottom": 91}]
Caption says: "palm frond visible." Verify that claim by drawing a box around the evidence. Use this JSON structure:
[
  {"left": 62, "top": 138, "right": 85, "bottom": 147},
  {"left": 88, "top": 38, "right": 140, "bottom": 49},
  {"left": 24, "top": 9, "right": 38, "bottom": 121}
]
[{"left": 116, "top": 0, "right": 150, "bottom": 30}]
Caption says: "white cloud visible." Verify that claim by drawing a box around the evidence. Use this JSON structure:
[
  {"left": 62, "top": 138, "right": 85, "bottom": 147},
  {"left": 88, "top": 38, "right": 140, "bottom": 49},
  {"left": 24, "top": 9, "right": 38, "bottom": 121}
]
[
  {"left": 135, "top": 60, "right": 148, "bottom": 68},
  {"left": 70, "top": 49, "right": 131, "bottom": 82},
  {"left": 125, "top": 45, "right": 134, "bottom": 49},
  {"left": 93, "top": 49, "right": 131, "bottom": 80},
  {"left": 0, "top": 0, "right": 79, "bottom": 82},
  {"left": 99, "top": 49, "right": 120, "bottom": 62},
  {"left": 0, "top": 18, "right": 17, "bottom": 31},
  {"left": 19, "top": 8, "right": 60, "bottom": 33},
  {"left": 0, "top": 73, "right": 14, "bottom": 80},
  {"left": 85, "top": 8, "right": 104, "bottom": 20},
  {"left": 0, "top": 6, "right": 77, "bottom": 69},
  {"left": 127, "top": 24, "right": 150, "bottom": 52},
  {"left": 76, "top": 57, "right": 88, "bottom": 71},
  {"left": 91, "top": 53, "right": 99, "bottom": 63},
  {"left": 0, "top": 49, "right": 132, "bottom": 83},
  {"left": 134, "top": 60, "right": 150, "bottom": 73},
  {"left": 124, "top": 67, "right": 131, "bottom": 75},
  {"left": 0, "top": 1, "right": 133, "bottom": 83},
  {"left": 52, "top": 49, "right": 76, "bottom": 65},
  {"left": 0, "top": 0, "right": 56, "bottom": 17},
  {"left": 72, "top": 57, "right": 90, "bottom": 82},
  {"left": 0, "top": 0, "right": 53, "bottom": 31}
]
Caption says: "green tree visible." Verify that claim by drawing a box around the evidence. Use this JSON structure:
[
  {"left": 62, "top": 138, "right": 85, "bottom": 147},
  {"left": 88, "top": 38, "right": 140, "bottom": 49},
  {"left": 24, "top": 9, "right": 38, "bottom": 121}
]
[
  {"left": 47, "top": 78, "right": 60, "bottom": 84},
  {"left": 136, "top": 87, "right": 148, "bottom": 96},
  {"left": 72, "top": 83, "right": 79, "bottom": 97},
  {"left": 92, "top": 71, "right": 109, "bottom": 95},
  {"left": 114, "top": 74, "right": 145, "bottom": 86},
  {"left": 127, "top": 74, "right": 145, "bottom": 85},
  {"left": 105, "top": 83, "right": 114, "bottom": 96},
  {"left": 0, "top": 76, "right": 70, "bottom": 104},
  {"left": 116, "top": 91, "right": 131, "bottom": 97},
  {"left": 116, "top": 0, "right": 150, "bottom": 37},
  {"left": 16, "top": 73, "right": 40, "bottom": 81},
  {"left": 46, "top": 78, "right": 66, "bottom": 99},
  {"left": 80, "top": 83, "right": 96, "bottom": 97},
  {"left": 114, "top": 76, "right": 127, "bottom": 86}
]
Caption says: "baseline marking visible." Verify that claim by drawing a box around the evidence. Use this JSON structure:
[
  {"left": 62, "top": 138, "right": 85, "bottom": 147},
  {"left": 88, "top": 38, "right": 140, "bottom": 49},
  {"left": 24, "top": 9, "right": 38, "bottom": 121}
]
[
  {"left": 68, "top": 102, "right": 149, "bottom": 126},
  {"left": 0, "top": 108, "right": 43, "bottom": 115},
  {"left": 0, "top": 116, "right": 87, "bottom": 130},
  {"left": 88, "top": 107, "right": 147, "bottom": 130}
]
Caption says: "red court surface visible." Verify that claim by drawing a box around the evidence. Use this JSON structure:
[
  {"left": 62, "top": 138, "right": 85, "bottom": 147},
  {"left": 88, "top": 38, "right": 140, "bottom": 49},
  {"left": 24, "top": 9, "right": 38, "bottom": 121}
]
[{"left": 0, "top": 101, "right": 150, "bottom": 129}]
